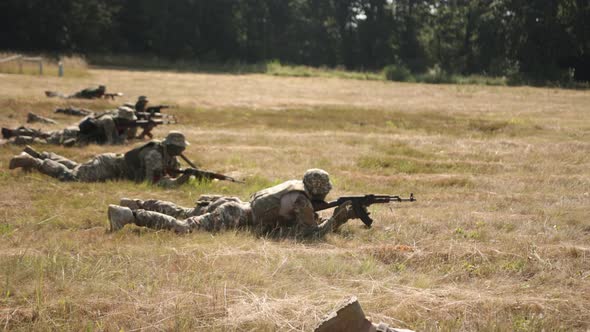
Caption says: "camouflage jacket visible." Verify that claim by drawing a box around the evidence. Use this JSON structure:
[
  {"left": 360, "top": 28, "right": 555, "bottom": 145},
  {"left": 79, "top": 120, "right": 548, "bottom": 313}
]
[
  {"left": 250, "top": 180, "right": 318, "bottom": 233},
  {"left": 124, "top": 141, "right": 180, "bottom": 183}
]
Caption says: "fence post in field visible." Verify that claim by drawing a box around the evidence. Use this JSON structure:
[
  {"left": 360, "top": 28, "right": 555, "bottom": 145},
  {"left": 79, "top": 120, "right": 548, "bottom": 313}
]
[
  {"left": 58, "top": 61, "right": 64, "bottom": 77},
  {"left": 18, "top": 58, "right": 23, "bottom": 74}
]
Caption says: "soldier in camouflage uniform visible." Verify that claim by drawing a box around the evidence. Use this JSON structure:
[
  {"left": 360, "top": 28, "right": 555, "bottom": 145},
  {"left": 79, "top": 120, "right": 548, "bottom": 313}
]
[
  {"left": 2, "top": 125, "right": 80, "bottom": 146},
  {"left": 8, "top": 131, "right": 193, "bottom": 186},
  {"left": 123, "top": 96, "right": 149, "bottom": 139},
  {"left": 118, "top": 195, "right": 240, "bottom": 220},
  {"left": 45, "top": 85, "right": 107, "bottom": 99},
  {"left": 78, "top": 106, "right": 137, "bottom": 145},
  {"left": 73, "top": 85, "right": 107, "bottom": 99},
  {"left": 135, "top": 96, "right": 149, "bottom": 113},
  {"left": 54, "top": 106, "right": 93, "bottom": 117},
  {"left": 2, "top": 106, "right": 136, "bottom": 147},
  {"left": 107, "top": 169, "right": 364, "bottom": 238}
]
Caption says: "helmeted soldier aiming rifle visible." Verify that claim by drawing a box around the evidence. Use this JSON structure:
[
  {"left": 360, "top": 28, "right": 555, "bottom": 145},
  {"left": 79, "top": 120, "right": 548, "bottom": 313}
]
[
  {"left": 107, "top": 169, "right": 379, "bottom": 238},
  {"left": 8, "top": 131, "right": 238, "bottom": 187},
  {"left": 45, "top": 85, "right": 123, "bottom": 100},
  {"left": 2, "top": 106, "right": 137, "bottom": 147}
]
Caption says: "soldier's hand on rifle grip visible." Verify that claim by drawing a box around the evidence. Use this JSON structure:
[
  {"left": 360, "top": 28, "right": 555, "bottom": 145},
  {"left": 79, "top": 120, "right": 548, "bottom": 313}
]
[
  {"left": 334, "top": 200, "right": 366, "bottom": 221},
  {"left": 350, "top": 203, "right": 369, "bottom": 221}
]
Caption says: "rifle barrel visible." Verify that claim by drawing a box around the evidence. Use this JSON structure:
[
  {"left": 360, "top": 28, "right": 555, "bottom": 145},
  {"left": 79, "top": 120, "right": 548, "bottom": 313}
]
[{"left": 313, "top": 193, "right": 415, "bottom": 212}]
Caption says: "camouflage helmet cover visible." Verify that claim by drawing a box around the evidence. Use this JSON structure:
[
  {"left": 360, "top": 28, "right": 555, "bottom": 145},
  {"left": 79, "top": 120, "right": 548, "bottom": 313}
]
[
  {"left": 137, "top": 96, "right": 148, "bottom": 102},
  {"left": 163, "top": 131, "right": 190, "bottom": 147},
  {"left": 303, "top": 168, "right": 332, "bottom": 198},
  {"left": 116, "top": 106, "right": 137, "bottom": 121}
]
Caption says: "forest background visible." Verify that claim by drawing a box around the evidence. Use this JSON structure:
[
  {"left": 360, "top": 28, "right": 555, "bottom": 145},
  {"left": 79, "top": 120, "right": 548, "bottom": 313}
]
[{"left": 1, "top": 0, "right": 589, "bottom": 84}]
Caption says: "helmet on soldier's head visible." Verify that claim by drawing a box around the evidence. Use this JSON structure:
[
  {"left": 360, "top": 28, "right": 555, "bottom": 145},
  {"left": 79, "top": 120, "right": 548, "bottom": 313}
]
[
  {"left": 163, "top": 131, "right": 190, "bottom": 147},
  {"left": 137, "top": 96, "right": 148, "bottom": 102},
  {"left": 303, "top": 168, "right": 332, "bottom": 199},
  {"left": 116, "top": 106, "right": 137, "bottom": 121},
  {"left": 98, "top": 85, "right": 106, "bottom": 90}
]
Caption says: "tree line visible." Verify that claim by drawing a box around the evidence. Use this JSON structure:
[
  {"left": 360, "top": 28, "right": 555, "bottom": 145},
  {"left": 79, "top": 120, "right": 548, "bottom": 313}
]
[{"left": 1, "top": 0, "right": 589, "bottom": 82}]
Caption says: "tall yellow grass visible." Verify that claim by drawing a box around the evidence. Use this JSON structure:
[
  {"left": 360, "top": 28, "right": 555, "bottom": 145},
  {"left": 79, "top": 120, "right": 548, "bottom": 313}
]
[{"left": 0, "top": 68, "right": 588, "bottom": 331}]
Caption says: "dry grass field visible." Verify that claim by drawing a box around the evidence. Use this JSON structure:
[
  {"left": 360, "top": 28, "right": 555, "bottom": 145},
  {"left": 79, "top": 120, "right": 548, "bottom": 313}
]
[{"left": 0, "top": 68, "right": 589, "bottom": 331}]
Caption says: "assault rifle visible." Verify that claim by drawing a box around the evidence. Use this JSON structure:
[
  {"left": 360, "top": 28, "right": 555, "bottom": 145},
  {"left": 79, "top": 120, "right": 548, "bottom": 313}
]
[
  {"left": 145, "top": 105, "right": 173, "bottom": 114},
  {"left": 179, "top": 167, "right": 244, "bottom": 183},
  {"left": 135, "top": 111, "right": 177, "bottom": 124},
  {"left": 142, "top": 105, "right": 177, "bottom": 123},
  {"left": 116, "top": 119, "right": 164, "bottom": 140},
  {"left": 312, "top": 193, "right": 416, "bottom": 228},
  {"left": 104, "top": 92, "right": 123, "bottom": 100}
]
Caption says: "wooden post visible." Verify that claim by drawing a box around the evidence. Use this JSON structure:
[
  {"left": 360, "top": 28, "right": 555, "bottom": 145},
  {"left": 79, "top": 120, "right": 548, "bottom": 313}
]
[
  {"left": 39, "top": 60, "right": 43, "bottom": 75},
  {"left": 58, "top": 61, "right": 64, "bottom": 77},
  {"left": 18, "top": 58, "right": 23, "bottom": 74}
]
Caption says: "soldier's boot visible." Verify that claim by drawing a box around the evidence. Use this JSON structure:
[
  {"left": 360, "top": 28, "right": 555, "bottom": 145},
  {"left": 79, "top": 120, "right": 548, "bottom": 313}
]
[
  {"left": 108, "top": 205, "right": 135, "bottom": 232},
  {"left": 1, "top": 128, "right": 13, "bottom": 139},
  {"left": 134, "top": 210, "right": 190, "bottom": 233},
  {"left": 27, "top": 112, "right": 56, "bottom": 124},
  {"left": 119, "top": 198, "right": 143, "bottom": 210},
  {"left": 24, "top": 145, "right": 42, "bottom": 159},
  {"left": 9, "top": 152, "right": 41, "bottom": 171}
]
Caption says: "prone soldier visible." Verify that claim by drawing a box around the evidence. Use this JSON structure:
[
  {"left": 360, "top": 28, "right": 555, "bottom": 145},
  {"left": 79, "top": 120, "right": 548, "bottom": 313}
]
[
  {"left": 107, "top": 169, "right": 364, "bottom": 238},
  {"left": 8, "top": 131, "right": 195, "bottom": 186},
  {"left": 54, "top": 106, "right": 93, "bottom": 116},
  {"left": 73, "top": 85, "right": 107, "bottom": 99},
  {"left": 2, "top": 126, "right": 79, "bottom": 147},
  {"left": 2, "top": 106, "right": 136, "bottom": 147},
  {"left": 45, "top": 85, "right": 123, "bottom": 100},
  {"left": 78, "top": 106, "right": 137, "bottom": 145}
]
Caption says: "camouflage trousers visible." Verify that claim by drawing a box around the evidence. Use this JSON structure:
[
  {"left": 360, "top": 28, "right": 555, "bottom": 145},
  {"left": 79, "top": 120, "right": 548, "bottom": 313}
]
[
  {"left": 34, "top": 152, "right": 127, "bottom": 182},
  {"left": 8, "top": 127, "right": 79, "bottom": 146},
  {"left": 120, "top": 196, "right": 354, "bottom": 237},
  {"left": 121, "top": 195, "right": 243, "bottom": 219},
  {"left": 54, "top": 107, "right": 92, "bottom": 116},
  {"left": 123, "top": 196, "right": 252, "bottom": 233}
]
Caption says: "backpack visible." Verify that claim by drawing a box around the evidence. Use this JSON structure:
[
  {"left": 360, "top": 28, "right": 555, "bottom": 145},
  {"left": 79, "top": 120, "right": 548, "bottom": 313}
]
[{"left": 78, "top": 116, "right": 98, "bottom": 134}]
